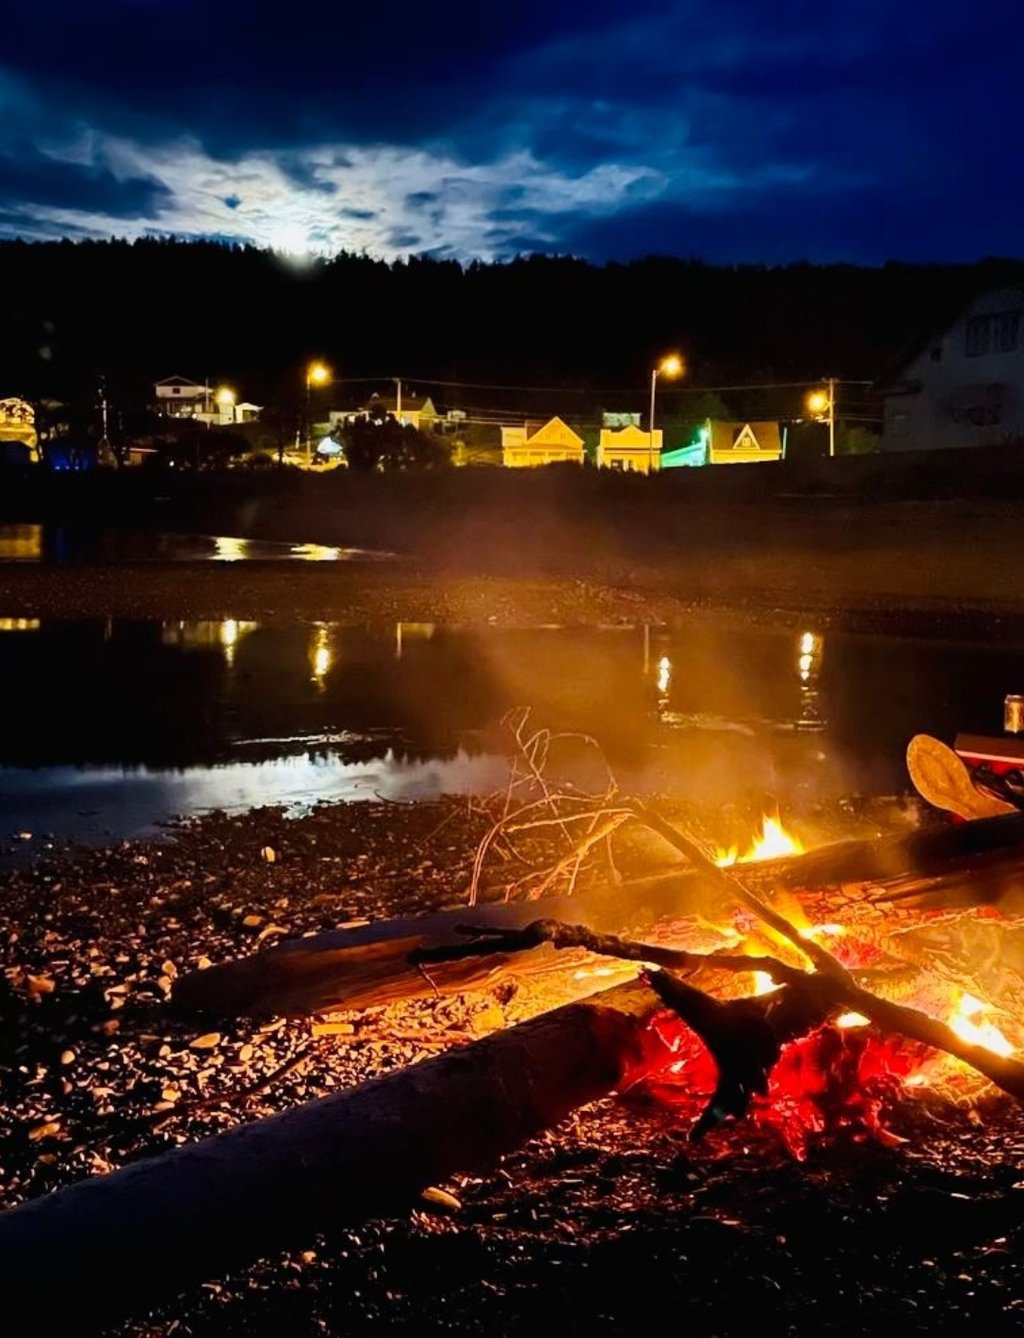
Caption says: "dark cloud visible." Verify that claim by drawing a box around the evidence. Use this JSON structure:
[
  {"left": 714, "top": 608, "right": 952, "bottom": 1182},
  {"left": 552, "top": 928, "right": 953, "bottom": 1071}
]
[
  {"left": 0, "top": 144, "right": 170, "bottom": 218},
  {"left": 0, "top": 0, "right": 1020, "bottom": 261},
  {"left": 559, "top": 179, "right": 1024, "bottom": 267}
]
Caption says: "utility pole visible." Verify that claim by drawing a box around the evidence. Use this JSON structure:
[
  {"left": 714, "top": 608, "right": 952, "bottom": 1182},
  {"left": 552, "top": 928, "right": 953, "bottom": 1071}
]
[
  {"left": 394, "top": 377, "right": 402, "bottom": 424},
  {"left": 97, "top": 376, "right": 116, "bottom": 468},
  {"left": 828, "top": 376, "right": 836, "bottom": 458}
]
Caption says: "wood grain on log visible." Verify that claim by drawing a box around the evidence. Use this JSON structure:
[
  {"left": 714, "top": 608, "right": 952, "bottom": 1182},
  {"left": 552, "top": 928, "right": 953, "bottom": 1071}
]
[
  {"left": 0, "top": 981, "right": 666, "bottom": 1333},
  {"left": 174, "top": 814, "right": 1024, "bottom": 1020}
]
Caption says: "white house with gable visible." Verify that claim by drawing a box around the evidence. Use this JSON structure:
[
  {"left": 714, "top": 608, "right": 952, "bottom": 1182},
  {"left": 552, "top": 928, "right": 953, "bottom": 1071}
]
[{"left": 882, "top": 287, "right": 1024, "bottom": 451}]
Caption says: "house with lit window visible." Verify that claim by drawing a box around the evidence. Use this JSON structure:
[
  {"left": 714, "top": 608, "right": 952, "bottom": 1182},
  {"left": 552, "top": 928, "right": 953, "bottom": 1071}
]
[
  {"left": 357, "top": 390, "right": 439, "bottom": 432},
  {"left": 882, "top": 287, "right": 1024, "bottom": 451},
  {"left": 154, "top": 376, "right": 209, "bottom": 418},
  {"left": 0, "top": 397, "right": 39, "bottom": 463},
  {"left": 597, "top": 424, "right": 662, "bottom": 472},
  {"left": 660, "top": 420, "right": 784, "bottom": 468},
  {"left": 500, "top": 416, "right": 585, "bottom": 467},
  {"left": 708, "top": 421, "right": 783, "bottom": 464}
]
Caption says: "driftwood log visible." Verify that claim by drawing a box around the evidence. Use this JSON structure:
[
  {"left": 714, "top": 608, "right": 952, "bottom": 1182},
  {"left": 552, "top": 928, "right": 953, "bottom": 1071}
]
[
  {"left": 174, "top": 813, "right": 1024, "bottom": 1018},
  {"left": 0, "top": 981, "right": 667, "bottom": 1334}
]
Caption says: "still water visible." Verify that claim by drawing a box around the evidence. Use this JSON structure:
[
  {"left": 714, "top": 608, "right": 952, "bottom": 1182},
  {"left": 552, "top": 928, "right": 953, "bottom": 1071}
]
[
  {"left": 0, "top": 524, "right": 390, "bottom": 563},
  {"left": 0, "top": 618, "right": 1020, "bottom": 848}
]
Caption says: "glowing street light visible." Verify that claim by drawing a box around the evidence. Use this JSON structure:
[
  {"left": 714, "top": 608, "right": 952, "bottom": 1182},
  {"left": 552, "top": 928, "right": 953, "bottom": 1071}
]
[
  {"left": 215, "top": 387, "right": 236, "bottom": 424},
  {"left": 305, "top": 362, "right": 331, "bottom": 464},
  {"left": 649, "top": 353, "right": 684, "bottom": 470},
  {"left": 805, "top": 379, "right": 836, "bottom": 458}
]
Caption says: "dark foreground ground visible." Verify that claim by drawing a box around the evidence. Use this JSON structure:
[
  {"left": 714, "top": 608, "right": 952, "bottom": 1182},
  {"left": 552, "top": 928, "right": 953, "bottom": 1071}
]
[{"left": 3, "top": 799, "right": 1024, "bottom": 1336}]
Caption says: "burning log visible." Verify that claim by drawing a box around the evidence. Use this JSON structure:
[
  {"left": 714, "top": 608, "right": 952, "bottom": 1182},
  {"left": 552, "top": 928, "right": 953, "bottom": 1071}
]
[
  {"left": 414, "top": 916, "right": 1024, "bottom": 1107},
  {"left": 0, "top": 980, "right": 669, "bottom": 1333},
  {"left": 175, "top": 811, "right": 1024, "bottom": 1019}
]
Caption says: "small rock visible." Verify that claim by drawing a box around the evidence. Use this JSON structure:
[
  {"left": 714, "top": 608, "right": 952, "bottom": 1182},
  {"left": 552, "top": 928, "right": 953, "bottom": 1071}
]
[
  {"left": 261, "top": 847, "right": 276, "bottom": 864},
  {"left": 470, "top": 1005, "right": 506, "bottom": 1035},
  {"left": 190, "top": 1032, "right": 222, "bottom": 1051},
  {"left": 311, "top": 1021, "right": 355, "bottom": 1038},
  {"left": 162, "top": 961, "right": 178, "bottom": 979},
  {"left": 420, "top": 1186, "right": 461, "bottom": 1215},
  {"left": 59, "top": 1049, "right": 76, "bottom": 1066},
  {"left": 242, "top": 914, "right": 264, "bottom": 928},
  {"left": 29, "top": 1120, "right": 61, "bottom": 1142}
]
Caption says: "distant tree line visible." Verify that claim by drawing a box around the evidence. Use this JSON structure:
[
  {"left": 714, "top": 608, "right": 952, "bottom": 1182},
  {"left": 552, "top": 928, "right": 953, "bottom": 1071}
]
[{"left": 0, "top": 238, "right": 1020, "bottom": 442}]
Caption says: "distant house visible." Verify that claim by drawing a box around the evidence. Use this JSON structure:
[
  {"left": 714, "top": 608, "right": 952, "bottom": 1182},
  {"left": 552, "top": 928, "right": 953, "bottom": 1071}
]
[
  {"left": 0, "top": 398, "right": 39, "bottom": 463},
  {"left": 661, "top": 420, "right": 783, "bottom": 468},
  {"left": 708, "top": 421, "right": 783, "bottom": 464},
  {"left": 231, "top": 401, "right": 262, "bottom": 425},
  {"left": 881, "top": 287, "right": 1024, "bottom": 451},
  {"left": 602, "top": 410, "right": 641, "bottom": 429},
  {"left": 358, "top": 391, "right": 439, "bottom": 432},
  {"left": 597, "top": 424, "right": 662, "bottom": 472},
  {"left": 500, "top": 416, "right": 585, "bottom": 468},
  {"left": 154, "top": 376, "right": 208, "bottom": 418},
  {"left": 154, "top": 379, "right": 260, "bottom": 427}
]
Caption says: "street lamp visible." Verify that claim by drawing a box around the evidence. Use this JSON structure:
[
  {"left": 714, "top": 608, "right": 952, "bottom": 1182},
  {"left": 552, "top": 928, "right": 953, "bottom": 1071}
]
[
  {"left": 805, "top": 380, "right": 836, "bottom": 458},
  {"left": 215, "top": 387, "right": 236, "bottom": 425},
  {"left": 305, "top": 362, "right": 331, "bottom": 464},
  {"left": 649, "top": 353, "right": 684, "bottom": 471}
]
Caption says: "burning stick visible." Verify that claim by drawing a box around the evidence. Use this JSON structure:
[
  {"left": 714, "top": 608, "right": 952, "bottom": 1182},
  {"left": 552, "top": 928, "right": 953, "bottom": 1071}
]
[{"left": 415, "top": 911, "right": 1024, "bottom": 1115}]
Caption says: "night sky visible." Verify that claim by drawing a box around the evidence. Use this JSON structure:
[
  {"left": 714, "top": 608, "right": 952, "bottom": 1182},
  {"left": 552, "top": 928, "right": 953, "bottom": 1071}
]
[{"left": 1, "top": 0, "right": 1020, "bottom": 264}]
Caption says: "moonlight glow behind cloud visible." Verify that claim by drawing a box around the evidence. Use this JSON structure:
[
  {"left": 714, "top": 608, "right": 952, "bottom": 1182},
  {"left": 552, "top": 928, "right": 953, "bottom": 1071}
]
[{"left": 0, "top": 0, "right": 1020, "bottom": 263}]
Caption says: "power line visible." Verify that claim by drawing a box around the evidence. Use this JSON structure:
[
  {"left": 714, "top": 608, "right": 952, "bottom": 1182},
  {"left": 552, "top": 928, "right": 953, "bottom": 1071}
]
[{"left": 331, "top": 374, "right": 875, "bottom": 397}]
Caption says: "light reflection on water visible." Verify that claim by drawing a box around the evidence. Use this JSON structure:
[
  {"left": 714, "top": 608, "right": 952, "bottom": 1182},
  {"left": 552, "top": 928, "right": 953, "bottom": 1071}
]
[
  {"left": 0, "top": 617, "right": 1018, "bottom": 847},
  {"left": 0, "top": 750, "right": 508, "bottom": 849},
  {"left": 0, "top": 524, "right": 392, "bottom": 564}
]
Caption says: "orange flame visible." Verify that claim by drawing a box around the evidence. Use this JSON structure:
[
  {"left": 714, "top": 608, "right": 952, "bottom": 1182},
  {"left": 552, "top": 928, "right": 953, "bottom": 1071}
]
[
  {"left": 715, "top": 815, "right": 804, "bottom": 868},
  {"left": 947, "top": 991, "right": 1014, "bottom": 1058}
]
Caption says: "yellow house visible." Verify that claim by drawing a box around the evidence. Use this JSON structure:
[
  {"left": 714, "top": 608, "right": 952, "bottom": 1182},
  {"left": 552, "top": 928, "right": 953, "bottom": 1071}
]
[
  {"left": 709, "top": 421, "right": 783, "bottom": 465},
  {"left": 597, "top": 423, "right": 662, "bottom": 472},
  {"left": 0, "top": 397, "right": 39, "bottom": 463},
  {"left": 501, "top": 416, "right": 585, "bottom": 467}
]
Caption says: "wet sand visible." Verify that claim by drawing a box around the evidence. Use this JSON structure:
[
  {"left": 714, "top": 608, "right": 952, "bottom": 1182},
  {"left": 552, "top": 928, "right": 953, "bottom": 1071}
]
[{"left": 1, "top": 485, "right": 1023, "bottom": 639}]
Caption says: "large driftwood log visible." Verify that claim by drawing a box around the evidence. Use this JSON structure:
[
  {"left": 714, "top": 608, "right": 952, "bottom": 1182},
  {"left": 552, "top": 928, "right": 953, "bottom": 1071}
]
[
  {"left": 0, "top": 981, "right": 666, "bottom": 1333},
  {"left": 174, "top": 813, "right": 1024, "bottom": 1019}
]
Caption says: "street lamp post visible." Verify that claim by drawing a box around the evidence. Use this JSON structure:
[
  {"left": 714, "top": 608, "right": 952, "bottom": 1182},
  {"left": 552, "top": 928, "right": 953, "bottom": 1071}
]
[
  {"left": 305, "top": 362, "right": 330, "bottom": 465},
  {"left": 805, "top": 379, "right": 836, "bottom": 457},
  {"left": 648, "top": 354, "right": 684, "bottom": 472}
]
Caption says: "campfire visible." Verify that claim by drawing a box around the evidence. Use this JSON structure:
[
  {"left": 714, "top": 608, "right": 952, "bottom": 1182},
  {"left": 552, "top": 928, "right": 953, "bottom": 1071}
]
[
  {"left": 7, "top": 711, "right": 1024, "bottom": 1329},
  {"left": 169, "top": 711, "right": 1024, "bottom": 1155}
]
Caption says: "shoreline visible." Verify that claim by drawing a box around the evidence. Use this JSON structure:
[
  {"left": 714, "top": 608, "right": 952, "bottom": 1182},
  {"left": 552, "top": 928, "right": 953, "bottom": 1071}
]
[{"left": 0, "top": 561, "right": 1022, "bottom": 643}]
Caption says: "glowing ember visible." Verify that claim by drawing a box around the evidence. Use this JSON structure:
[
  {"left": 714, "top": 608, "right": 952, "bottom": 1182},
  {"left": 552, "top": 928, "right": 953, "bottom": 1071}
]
[
  {"left": 636, "top": 810, "right": 1023, "bottom": 1157},
  {"left": 947, "top": 991, "right": 1014, "bottom": 1058},
  {"left": 715, "top": 815, "right": 804, "bottom": 868}
]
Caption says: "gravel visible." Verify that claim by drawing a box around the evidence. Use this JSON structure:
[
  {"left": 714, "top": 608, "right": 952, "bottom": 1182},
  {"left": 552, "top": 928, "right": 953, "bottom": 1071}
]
[{"left": 2, "top": 796, "right": 1024, "bottom": 1336}]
